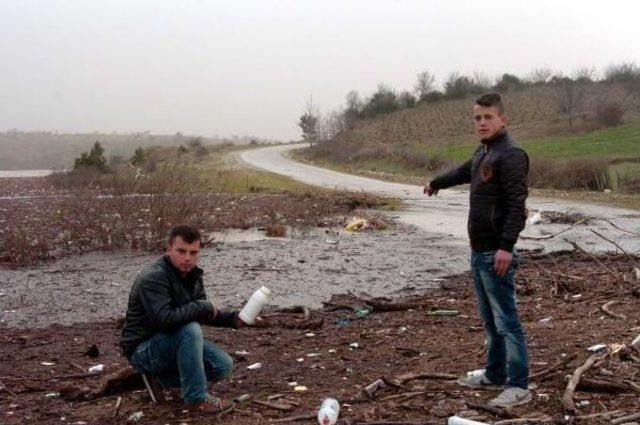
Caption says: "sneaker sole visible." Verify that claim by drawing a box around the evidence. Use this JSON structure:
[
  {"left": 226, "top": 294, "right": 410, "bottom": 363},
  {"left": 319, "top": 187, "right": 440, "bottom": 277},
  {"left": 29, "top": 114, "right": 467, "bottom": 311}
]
[
  {"left": 456, "top": 378, "right": 504, "bottom": 391},
  {"left": 489, "top": 393, "right": 533, "bottom": 407}
]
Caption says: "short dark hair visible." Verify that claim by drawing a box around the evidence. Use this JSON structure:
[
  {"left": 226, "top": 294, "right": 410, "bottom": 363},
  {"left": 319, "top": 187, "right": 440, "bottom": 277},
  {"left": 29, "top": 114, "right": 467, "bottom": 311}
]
[
  {"left": 475, "top": 92, "right": 504, "bottom": 114},
  {"left": 168, "top": 224, "right": 202, "bottom": 245}
]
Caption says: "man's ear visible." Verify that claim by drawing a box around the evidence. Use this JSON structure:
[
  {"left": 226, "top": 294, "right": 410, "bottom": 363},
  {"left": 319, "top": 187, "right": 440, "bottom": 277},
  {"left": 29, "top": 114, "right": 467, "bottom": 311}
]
[{"left": 500, "top": 113, "right": 508, "bottom": 126}]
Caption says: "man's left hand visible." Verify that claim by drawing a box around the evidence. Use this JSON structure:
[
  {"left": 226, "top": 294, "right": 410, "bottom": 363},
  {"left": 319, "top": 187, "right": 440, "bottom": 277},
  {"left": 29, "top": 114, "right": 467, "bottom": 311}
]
[
  {"left": 494, "top": 249, "right": 513, "bottom": 278},
  {"left": 234, "top": 314, "right": 266, "bottom": 328}
]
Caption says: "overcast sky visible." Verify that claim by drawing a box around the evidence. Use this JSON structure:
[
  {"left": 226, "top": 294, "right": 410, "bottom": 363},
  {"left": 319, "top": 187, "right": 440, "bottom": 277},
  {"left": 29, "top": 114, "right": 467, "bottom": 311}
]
[{"left": 1, "top": 0, "right": 638, "bottom": 141}]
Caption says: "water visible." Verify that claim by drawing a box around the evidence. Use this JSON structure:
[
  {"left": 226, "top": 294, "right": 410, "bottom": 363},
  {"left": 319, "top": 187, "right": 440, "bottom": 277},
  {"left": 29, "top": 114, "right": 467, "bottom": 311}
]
[{"left": 0, "top": 170, "right": 56, "bottom": 178}]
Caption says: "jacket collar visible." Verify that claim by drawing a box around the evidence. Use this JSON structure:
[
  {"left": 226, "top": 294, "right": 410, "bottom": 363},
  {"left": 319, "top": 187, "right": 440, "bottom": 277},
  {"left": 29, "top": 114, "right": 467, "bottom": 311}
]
[{"left": 481, "top": 128, "right": 508, "bottom": 145}]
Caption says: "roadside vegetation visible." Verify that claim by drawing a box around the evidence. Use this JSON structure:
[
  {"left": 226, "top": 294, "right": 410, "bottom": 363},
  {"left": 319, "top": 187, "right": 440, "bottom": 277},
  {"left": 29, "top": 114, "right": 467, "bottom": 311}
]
[{"left": 297, "top": 62, "right": 640, "bottom": 198}]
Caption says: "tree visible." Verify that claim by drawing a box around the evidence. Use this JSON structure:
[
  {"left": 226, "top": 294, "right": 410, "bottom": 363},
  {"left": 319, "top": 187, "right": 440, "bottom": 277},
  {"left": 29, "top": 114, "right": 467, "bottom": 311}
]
[
  {"left": 527, "top": 67, "right": 556, "bottom": 85},
  {"left": 130, "top": 146, "right": 146, "bottom": 166},
  {"left": 414, "top": 71, "right": 436, "bottom": 101},
  {"left": 344, "top": 90, "right": 363, "bottom": 127},
  {"left": 362, "top": 83, "right": 400, "bottom": 117},
  {"left": 74, "top": 141, "right": 109, "bottom": 173},
  {"left": 494, "top": 73, "right": 523, "bottom": 92},
  {"left": 554, "top": 77, "right": 586, "bottom": 126},
  {"left": 572, "top": 66, "right": 596, "bottom": 83},
  {"left": 298, "top": 97, "right": 319, "bottom": 145},
  {"left": 444, "top": 72, "right": 475, "bottom": 99}
]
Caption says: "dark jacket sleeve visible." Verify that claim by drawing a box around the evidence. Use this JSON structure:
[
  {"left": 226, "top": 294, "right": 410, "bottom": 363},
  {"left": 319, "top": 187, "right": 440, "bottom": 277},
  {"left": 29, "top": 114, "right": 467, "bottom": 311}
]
[
  {"left": 430, "top": 159, "right": 472, "bottom": 190},
  {"left": 498, "top": 147, "right": 529, "bottom": 251},
  {"left": 195, "top": 283, "right": 239, "bottom": 329},
  {"left": 138, "top": 271, "right": 216, "bottom": 333}
]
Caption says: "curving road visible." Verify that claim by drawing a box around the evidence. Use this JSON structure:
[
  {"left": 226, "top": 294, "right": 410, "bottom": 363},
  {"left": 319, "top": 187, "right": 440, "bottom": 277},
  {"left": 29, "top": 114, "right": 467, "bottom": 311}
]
[{"left": 241, "top": 143, "right": 640, "bottom": 256}]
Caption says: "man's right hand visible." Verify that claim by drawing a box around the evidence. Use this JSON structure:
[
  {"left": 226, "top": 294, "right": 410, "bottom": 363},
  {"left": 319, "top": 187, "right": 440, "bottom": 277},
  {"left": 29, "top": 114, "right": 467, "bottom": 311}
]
[{"left": 423, "top": 182, "right": 438, "bottom": 196}]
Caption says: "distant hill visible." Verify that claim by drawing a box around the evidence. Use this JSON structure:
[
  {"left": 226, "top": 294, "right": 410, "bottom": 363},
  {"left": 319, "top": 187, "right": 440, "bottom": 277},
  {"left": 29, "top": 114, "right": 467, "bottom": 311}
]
[{"left": 0, "top": 132, "right": 267, "bottom": 170}]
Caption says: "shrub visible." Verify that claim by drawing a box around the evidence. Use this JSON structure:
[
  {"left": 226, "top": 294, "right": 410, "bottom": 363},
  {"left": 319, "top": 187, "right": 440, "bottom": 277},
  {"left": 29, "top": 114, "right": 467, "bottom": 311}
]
[
  {"left": 529, "top": 158, "right": 611, "bottom": 191},
  {"left": 595, "top": 101, "right": 625, "bottom": 127},
  {"left": 74, "top": 141, "right": 109, "bottom": 173}
]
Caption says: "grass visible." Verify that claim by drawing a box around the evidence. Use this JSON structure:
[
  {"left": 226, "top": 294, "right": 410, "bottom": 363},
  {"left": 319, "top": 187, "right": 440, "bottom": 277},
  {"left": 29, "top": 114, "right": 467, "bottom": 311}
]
[{"left": 428, "top": 119, "right": 640, "bottom": 163}]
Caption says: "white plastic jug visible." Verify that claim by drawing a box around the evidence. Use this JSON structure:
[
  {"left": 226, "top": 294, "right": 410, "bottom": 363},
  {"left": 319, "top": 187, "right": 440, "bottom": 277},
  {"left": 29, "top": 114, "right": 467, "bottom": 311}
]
[
  {"left": 317, "top": 398, "right": 340, "bottom": 425},
  {"left": 239, "top": 286, "right": 271, "bottom": 325}
]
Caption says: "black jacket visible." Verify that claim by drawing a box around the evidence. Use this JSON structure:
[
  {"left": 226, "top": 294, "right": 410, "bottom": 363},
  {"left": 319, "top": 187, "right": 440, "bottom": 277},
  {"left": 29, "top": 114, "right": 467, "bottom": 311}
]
[
  {"left": 120, "top": 255, "right": 237, "bottom": 357},
  {"left": 430, "top": 131, "right": 529, "bottom": 252}
]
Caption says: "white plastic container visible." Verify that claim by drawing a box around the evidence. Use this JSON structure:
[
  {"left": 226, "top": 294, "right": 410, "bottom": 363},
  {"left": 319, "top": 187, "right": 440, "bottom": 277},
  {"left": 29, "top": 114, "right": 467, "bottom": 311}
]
[
  {"left": 239, "top": 286, "right": 271, "bottom": 325},
  {"left": 317, "top": 398, "right": 340, "bottom": 425}
]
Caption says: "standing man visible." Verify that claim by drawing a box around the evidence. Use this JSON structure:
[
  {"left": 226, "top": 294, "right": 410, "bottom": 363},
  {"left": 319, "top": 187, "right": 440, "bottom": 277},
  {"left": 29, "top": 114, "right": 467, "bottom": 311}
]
[
  {"left": 120, "top": 224, "right": 247, "bottom": 414},
  {"left": 424, "top": 93, "right": 531, "bottom": 407}
]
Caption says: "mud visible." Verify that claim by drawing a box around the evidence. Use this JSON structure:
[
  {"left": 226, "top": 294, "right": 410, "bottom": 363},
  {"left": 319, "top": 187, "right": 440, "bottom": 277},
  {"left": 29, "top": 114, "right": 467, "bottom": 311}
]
[{"left": 0, "top": 229, "right": 467, "bottom": 328}]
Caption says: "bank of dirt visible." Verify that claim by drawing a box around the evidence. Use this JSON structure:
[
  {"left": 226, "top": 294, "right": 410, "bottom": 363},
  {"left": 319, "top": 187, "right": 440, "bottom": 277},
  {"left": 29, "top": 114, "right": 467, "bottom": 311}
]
[{"left": 1, "top": 251, "right": 639, "bottom": 424}]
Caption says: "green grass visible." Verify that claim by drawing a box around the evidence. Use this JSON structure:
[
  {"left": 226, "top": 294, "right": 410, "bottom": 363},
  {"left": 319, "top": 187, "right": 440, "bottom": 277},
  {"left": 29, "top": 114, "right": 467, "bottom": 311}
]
[
  {"left": 199, "top": 167, "right": 317, "bottom": 193},
  {"left": 429, "top": 120, "right": 640, "bottom": 163}
]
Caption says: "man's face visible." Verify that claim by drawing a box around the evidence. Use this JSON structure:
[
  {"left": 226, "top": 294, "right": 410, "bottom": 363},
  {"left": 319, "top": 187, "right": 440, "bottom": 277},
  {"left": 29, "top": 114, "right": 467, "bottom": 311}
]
[
  {"left": 473, "top": 104, "right": 507, "bottom": 140},
  {"left": 166, "top": 236, "right": 201, "bottom": 275}
]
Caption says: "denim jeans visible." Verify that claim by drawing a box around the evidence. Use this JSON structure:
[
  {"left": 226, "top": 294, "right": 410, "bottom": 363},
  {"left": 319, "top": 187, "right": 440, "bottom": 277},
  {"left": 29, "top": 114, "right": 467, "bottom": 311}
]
[
  {"left": 129, "top": 322, "right": 234, "bottom": 403},
  {"left": 471, "top": 249, "right": 529, "bottom": 389}
]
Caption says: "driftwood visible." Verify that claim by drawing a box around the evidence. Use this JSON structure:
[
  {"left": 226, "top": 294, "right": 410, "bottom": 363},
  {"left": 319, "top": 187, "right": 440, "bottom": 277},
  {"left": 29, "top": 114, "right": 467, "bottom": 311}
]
[
  {"left": 562, "top": 353, "right": 606, "bottom": 414},
  {"left": 252, "top": 398, "right": 293, "bottom": 411},
  {"left": 396, "top": 372, "right": 457, "bottom": 385},
  {"left": 465, "top": 400, "right": 516, "bottom": 419},
  {"left": 529, "top": 353, "right": 577, "bottom": 381},
  {"left": 611, "top": 412, "right": 640, "bottom": 425},
  {"left": 577, "top": 377, "right": 637, "bottom": 394},
  {"left": 600, "top": 300, "right": 626, "bottom": 320}
]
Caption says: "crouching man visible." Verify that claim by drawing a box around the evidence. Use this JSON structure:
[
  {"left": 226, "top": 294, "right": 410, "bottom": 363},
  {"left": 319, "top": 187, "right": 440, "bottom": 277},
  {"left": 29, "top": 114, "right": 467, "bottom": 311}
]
[{"left": 120, "top": 224, "right": 247, "bottom": 414}]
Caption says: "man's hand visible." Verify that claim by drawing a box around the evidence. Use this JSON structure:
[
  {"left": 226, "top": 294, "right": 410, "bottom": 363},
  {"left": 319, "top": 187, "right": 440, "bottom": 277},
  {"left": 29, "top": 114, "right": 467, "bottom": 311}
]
[
  {"left": 423, "top": 182, "right": 438, "bottom": 196},
  {"left": 494, "top": 249, "right": 513, "bottom": 278},
  {"left": 233, "top": 314, "right": 267, "bottom": 328}
]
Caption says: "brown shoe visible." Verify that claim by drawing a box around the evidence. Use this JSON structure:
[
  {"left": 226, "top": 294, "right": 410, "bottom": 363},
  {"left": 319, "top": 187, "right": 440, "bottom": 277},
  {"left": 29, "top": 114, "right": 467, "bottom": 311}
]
[{"left": 190, "top": 395, "right": 235, "bottom": 414}]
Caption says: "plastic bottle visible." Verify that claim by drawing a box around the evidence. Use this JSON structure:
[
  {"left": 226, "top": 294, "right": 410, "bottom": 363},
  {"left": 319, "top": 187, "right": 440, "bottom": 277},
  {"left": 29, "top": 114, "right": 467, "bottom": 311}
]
[
  {"left": 238, "top": 286, "right": 271, "bottom": 325},
  {"left": 317, "top": 398, "right": 340, "bottom": 425}
]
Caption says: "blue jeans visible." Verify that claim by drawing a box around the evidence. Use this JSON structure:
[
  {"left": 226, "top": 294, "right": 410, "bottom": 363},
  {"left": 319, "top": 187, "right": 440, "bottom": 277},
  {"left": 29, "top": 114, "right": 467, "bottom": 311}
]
[
  {"left": 471, "top": 249, "right": 529, "bottom": 389},
  {"left": 129, "top": 322, "right": 234, "bottom": 403}
]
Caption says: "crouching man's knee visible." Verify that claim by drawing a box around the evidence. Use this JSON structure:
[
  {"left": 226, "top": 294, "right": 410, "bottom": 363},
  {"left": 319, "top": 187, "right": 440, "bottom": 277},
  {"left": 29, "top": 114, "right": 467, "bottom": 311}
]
[
  {"left": 178, "top": 322, "right": 203, "bottom": 341},
  {"left": 218, "top": 352, "right": 234, "bottom": 380}
]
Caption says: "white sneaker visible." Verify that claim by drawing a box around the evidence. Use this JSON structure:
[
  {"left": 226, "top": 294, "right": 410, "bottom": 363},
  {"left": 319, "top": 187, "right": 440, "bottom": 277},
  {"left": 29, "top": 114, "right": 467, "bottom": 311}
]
[
  {"left": 489, "top": 387, "right": 532, "bottom": 407},
  {"left": 456, "top": 371, "right": 503, "bottom": 390}
]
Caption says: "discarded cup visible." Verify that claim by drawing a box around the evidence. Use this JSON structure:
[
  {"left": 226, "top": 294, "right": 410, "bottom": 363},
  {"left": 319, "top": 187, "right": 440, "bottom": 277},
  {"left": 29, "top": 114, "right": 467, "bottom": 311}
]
[{"left": 317, "top": 398, "right": 340, "bottom": 425}]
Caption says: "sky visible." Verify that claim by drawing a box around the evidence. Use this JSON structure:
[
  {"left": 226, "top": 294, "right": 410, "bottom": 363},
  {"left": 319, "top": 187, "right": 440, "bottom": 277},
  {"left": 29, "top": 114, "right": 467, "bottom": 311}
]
[{"left": 0, "top": 0, "right": 638, "bottom": 141}]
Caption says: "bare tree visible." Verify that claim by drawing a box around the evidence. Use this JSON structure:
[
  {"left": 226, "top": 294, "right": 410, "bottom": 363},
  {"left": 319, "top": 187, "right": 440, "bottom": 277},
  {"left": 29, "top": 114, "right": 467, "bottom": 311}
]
[
  {"left": 572, "top": 66, "right": 597, "bottom": 83},
  {"left": 472, "top": 71, "right": 492, "bottom": 92},
  {"left": 414, "top": 71, "right": 436, "bottom": 100},
  {"left": 527, "top": 67, "right": 556, "bottom": 85},
  {"left": 554, "top": 78, "right": 586, "bottom": 126},
  {"left": 298, "top": 97, "right": 319, "bottom": 145}
]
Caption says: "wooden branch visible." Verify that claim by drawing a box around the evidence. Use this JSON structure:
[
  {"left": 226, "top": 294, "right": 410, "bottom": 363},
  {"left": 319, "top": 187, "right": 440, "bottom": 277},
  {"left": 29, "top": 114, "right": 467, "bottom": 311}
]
[
  {"left": 562, "top": 353, "right": 606, "bottom": 414},
  {"left": 0, "top": 372, "right": 99, "bottom": 381},
  {"left": 252, "top": 399, "right": 293, "bottom": 411},
  {"left": 529, "top": 353, "right": 578, "bottom": 381},
  {"left": 113, "top": 396, "right": 122, "bottom": 418},
  {"left": 602, "top": 218, "right": 640, "bottom": 237},
  {"left": 396, "top": 372, "right": 457, "bottom": 385},
  {"left": 600, "top": 300, "right": 626, "bottom": 320},
  {"left": 365, "top": 299, "right": 423, "bottom": 312},
  {"left": 269, "top": 413, "right": 316, "bottom": 423},
  {"left": 377, "top": 391, "right": 426, "bottom": 403},
  {"left": 564, "top": 239, "right": 618, "bottom": 279},
  {"left": 520, "top": 217, "right": 591, "bottom": 240},
  {"left": 589, "top": 229, "right": 640, "bottom": 267},
  {"left": 465, "top": 400, "right": 516, "bottom": 419},
  {"left": 575, "top": 410, "right": 623, "bottom": 421},
  {"left": 577, "top": 377, "right": 635, "bottom": 394},
  {"left": 0, "top": 380, "right": 15, "bottom": 396},
  {"left": 612, "top": 412, "right": 640, "bottom": 425}
]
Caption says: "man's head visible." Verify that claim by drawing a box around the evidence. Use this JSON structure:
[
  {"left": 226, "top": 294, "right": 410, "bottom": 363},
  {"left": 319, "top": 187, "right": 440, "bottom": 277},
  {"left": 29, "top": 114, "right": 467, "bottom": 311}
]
[
  {"left": 473, "top": 92, "right": 507, "bottom": 140},
  {"left": 166, "top": 224, "right": 202, "bottom": 275}
]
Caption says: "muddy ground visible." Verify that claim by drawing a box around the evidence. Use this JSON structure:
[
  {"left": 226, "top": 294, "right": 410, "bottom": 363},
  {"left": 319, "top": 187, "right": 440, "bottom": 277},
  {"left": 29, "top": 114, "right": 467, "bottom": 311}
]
[{"left": 1, "top": 250, "right": 639, "bottom": 424}]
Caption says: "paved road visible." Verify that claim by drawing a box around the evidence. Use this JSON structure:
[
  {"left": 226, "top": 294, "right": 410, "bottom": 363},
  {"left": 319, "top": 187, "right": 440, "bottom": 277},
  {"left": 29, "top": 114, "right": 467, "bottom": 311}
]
[{"left": 241, "top": 143, "right": 640, "bottom": 257}]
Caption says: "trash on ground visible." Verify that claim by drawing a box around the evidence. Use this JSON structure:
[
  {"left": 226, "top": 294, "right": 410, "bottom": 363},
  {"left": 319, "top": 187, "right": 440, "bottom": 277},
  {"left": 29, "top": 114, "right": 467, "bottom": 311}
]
[
  {"left": 587, "top": 344, "right": 607, "bottom": 352},
  {"left": 294, "top": 385, "right": 308, "bottom": 392},
  {"left": 234, "top": 394, "right": 251, "bottom": 403},
  {"left": 40, "top": 361, "right": 55, "bottom": 366},
  {"left": 317, "top": 397, "right": 340, "bottom": 425},
  {"left": 427, "top": 309, "right": 459, "bottom": 316},
  {"left": 88, "top": 364, "right": 105, "bottom": 374},
  {"left": 538, "top": 317, "right": 552, "bottom": 323},
  {"left": 346, "top": 217, "right": 368, "bottom": 232},
  {"left": 247, "top": 362, "right": 263, "bottom": 370},
  {"left": 128, "top": 411, "right": 144, "bottom": 422},
  {"left": 45, "top": 392, "right": 60, "bottom": 398},
  {"left": 349, "top": 342, "right": 359, "bottom": 349}
]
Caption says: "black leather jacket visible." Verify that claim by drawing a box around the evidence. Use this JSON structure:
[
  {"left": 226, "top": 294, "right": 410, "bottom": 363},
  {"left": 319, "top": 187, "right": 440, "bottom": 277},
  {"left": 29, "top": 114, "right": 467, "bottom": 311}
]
[
  {"left": 430, "top": 131, "right": 529, "bottom": 252},
  {"left": 120, "top": 255, "right": 236, "bottom": 357}
]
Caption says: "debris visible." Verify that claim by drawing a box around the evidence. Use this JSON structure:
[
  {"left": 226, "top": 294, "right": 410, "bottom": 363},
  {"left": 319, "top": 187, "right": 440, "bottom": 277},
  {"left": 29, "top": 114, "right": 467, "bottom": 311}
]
[
  {"left": 127, "top": 411, "right": 143, "bottom": 422},
  {"left": 349, "top": 342, "right": 359, "bottom": 349},
  {"left": 587, "top": 344, "right": 607, "bottom": 352},
  {"left": 362, "top": 378, "right": 386, "bottom": 398},
  {"left": 427, "top": 309, "right": 459, "bottom": 316},
  {"left": 356, "top": 308, "right": 371, "bottom": 318},
  {"left": 447, "top": 416, "right": 490, "bottom": 425},
  {"left": 528, "top": 210, "right": 542, "bottom": 225},
  {"left": 317, "top": 398, "right": 340, "bottom": 425},
  {"left": 538, "top": 317, "right": 552, "bottom": 324},
  {"left": 234, "top": 350, "right": 250, "bottom": 360},
  {"left": 601, "top": 300, "right": 626, "bottom": 320},
  {"left": 346, "top": 217, "right": 368, "bottom": 232},
  {"left": 40, "top": 361, "right": 55, "bottom": 366},
  {"left": 253, "top": 398, "right": 293, "bottom": 411},
  {"left": 45, "top": 392, "right": 60, "bottom": 398},
  {"left": 635, "top": 268, "right": 640, "bottom": 281},
  {"left": 247, "top": 362, "right": 262, "bottom": 370},
  {"left": 530, "top": 353, "right": 577, "bottom": 381},
  {"left": 467, "top": 369, "right": 485, "bottom": 378},
  {"left": 325, "top": 239, "right": 338, "bottom": 245},
  {"left": 294, "top": 385, "right": 308, "bottom": 392},
  {"left": 306, "top": 353, "right": 321, "bottom": 357},
  {"left": 113, "top": 396, "right": 122, "bottom": 418},
  {"left": 632, "top": 334, "right": 640, "bottom": 346},
  {"left": 562, "top": 353, "right": 607, "bottom": 414},
  {"left": 305, "top": 333, "right": 316, "bottom": 337},
  {"left": 82, "top": 344, "right": 99, "bottom": 358},
  {"left": 88, "top": 364, "right": 105, "bottom": 375}
]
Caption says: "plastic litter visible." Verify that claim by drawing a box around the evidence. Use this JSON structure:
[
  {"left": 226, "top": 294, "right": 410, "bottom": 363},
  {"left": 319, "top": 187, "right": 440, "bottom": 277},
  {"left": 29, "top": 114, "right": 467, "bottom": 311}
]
[
  {"left": 362, "top": 379, "right": 386, "bottom": 397},
  {"left": 345, "top": 217, "right": 368, "bottom": 232},
  {"left": 40, "top": 361, "right": 55, "bottom": 366},
  {"left": 528, "top": 210, "right": 543, "bottom": 225},
  {"left": 239, "top": 286, "right": 271, "bottom": 325},
  {"left": 447, "top": 416, "right": 489, "bottom": 425},
  {"left": 294, "top": 385, "right": 308, "bottom": 392},
  {"left": 538, "top": 317, "right": 552, "bottom": 324},
  {"left": 247, "top": 362, "right": 262, "bottom": 370},
  {"left": 45, "top": 392, "right": 60, "bottom": 398},
  {"left": 317, "top": 398, "right": 340, "bottom": 425},
  {"left": 349, "top": 342, "right": 359, "bottom": 349},
  {"left": 356, "top": 308, "right": 370, "bottom": 318},
  {"left": 234, "top": 394, "right": 251, "bottom": 403},
  {"left": 128, "top": 411, "right": 144, "bottom": 422},
  {"left": 88, "top": 364, "right": 105, "bottom": 375},
  {"left": 587, "top": 344, "right": 607, "bottom": 352},
  {"left": 467, "top": 369, "right": 485, "bottom": 378}
]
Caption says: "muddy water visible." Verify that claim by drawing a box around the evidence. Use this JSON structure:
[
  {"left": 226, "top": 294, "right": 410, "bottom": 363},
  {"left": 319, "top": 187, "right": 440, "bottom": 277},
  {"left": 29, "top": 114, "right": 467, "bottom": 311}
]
[{"left": 0, "top": 229, "right": 467, "bottom": 328}]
